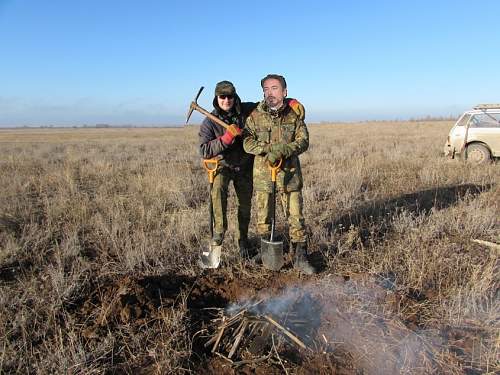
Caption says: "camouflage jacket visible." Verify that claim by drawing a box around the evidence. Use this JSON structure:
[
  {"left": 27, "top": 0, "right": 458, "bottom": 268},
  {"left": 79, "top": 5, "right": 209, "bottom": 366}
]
[
  {"left": 199, "top": 100, "right": 257, "bottom": 170},
  {"left": 243, "top": 101, "right": 309, "bottom": 192}
]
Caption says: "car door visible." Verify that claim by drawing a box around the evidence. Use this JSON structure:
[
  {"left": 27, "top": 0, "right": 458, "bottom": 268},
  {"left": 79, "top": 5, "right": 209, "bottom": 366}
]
[{"left": 468, "top": 113, "right": 500, "bottom": 156}]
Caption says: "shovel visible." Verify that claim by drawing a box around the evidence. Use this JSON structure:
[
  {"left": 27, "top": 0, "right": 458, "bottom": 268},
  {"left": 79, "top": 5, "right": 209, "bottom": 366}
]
[
  {"left": 200, "top": 158, "right": 222, "bottom": 269},
  {"left": 261, "top": 158, "right": 284, "bottom": 271}
]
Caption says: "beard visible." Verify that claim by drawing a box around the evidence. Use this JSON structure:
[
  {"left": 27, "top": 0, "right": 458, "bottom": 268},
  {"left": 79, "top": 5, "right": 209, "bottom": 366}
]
[{"left": 265, "top": 95, "right": 281, "bottom": 109}]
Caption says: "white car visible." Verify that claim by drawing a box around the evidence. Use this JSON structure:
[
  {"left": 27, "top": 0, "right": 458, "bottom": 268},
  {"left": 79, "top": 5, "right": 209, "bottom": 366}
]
[{"left": 444, "top": 104, "right": 500, "bottom": 163}]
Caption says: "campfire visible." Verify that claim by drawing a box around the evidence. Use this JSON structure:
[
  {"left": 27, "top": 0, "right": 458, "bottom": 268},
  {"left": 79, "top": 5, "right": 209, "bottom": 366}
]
[{"left": 200, "top": 292, "right": 320, "bottom": 368}]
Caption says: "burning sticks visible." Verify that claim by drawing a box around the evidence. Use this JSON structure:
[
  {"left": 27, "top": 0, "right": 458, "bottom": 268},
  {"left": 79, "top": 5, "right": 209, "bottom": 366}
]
[
  {"left": 264, "top": 315, "right": 307, "bottom": 350},
  {"left": 203, "top": 299, "right": 311, "bottom": 366}
]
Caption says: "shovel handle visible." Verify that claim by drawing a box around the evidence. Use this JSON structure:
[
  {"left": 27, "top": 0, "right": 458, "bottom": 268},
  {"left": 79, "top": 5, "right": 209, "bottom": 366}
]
[
  {"left": 267, "top": 158, "right": 282, "bottom": 182},
  {"left": 203, "top": 159, "right": 219, "bottom": 183}
]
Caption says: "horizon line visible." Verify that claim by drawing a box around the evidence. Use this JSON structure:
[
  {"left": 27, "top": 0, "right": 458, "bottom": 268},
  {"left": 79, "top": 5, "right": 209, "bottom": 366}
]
[{"left": 0, "top": 116, "right": 458, "bottom": 129}]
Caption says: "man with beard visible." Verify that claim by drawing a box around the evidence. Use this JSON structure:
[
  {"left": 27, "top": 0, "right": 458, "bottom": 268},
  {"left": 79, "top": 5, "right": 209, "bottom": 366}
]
[
  {"left": 199, "top": 80, "right": 305, "bottom": 258},
  {"left": 243, "top": 74, "right": 314, "bottom": 274}
]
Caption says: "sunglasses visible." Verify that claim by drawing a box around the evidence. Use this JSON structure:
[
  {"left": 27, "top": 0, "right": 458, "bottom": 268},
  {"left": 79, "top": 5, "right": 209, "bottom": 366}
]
[{"left": 218, "top": 95, "right": 234, "bottom": 100}]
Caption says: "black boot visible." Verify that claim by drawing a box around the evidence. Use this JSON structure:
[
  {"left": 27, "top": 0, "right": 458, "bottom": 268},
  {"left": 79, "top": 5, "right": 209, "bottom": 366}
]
[
  {"left": 249, "top": 235, "right": 271, "bottom": 265},
  {"left": 238, "top": 238, "right": 251, "bottom": 259},
  {"left": 293, "top": 242, "right": 315, "bottom": 275},
  {"left": 248, "top": 249, "right": 262, "bottom": 265}
]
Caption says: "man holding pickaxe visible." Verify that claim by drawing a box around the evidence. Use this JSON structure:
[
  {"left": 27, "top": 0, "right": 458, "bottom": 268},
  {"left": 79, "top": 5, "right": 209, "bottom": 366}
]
[{"left": 199, "top": 81, "right": 254, "bottom": 257}]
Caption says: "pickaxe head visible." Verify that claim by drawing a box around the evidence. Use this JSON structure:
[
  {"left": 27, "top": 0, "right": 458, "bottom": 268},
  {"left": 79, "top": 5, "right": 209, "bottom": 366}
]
[{"left": 186, "top": 86, "right": 204, "bottom": 124}]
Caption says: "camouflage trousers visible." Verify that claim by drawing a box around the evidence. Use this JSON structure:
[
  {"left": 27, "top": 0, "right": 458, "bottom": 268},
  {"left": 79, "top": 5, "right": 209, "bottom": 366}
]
[
  {"left": 255, "top": 190, "right": 306, "bottom": 243},
  {"left": 211, "top": 167, "right": 253, "bottom": 241}
]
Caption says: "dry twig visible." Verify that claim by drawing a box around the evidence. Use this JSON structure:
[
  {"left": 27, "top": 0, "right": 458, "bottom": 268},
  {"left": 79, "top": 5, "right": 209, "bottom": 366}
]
[{"left": 264, "top": 315, "right": 308, "bottom": 350}]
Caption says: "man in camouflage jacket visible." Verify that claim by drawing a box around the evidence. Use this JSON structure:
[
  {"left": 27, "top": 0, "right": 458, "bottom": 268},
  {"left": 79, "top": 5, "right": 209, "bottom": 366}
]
[{"left": 243, "top": 74, "right": 314, "bottom": 274}]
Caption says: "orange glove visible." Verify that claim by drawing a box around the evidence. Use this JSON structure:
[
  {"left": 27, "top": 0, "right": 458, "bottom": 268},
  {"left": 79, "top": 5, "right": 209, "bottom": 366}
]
[
  {"left": 220, "top": 124, "right": 242, "bottom": 145},
  {"left": 288, "top": 99, "right": 305, "bottom": 120}
]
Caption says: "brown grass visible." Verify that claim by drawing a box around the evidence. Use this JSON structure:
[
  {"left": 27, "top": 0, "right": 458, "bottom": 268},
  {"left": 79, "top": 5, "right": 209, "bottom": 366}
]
[{"left": 0, "top": 122, "right": 498, "bottom": 374}]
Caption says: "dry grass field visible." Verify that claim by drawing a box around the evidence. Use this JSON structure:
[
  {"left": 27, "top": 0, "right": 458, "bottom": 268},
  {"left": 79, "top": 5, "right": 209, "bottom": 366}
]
[{"left": 0, "top": 122, "right": 498, "bottom": 374}]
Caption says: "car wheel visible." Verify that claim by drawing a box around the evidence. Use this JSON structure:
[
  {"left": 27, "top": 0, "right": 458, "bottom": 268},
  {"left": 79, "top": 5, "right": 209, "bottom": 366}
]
[{"left": 466, "top": 143, "right": 491, "bottom": 164}]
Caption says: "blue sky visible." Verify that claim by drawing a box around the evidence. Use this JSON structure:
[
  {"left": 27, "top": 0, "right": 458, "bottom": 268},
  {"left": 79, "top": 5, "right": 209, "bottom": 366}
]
[{"left": 1, "top": 0, "right": 499, "bottom": 126}]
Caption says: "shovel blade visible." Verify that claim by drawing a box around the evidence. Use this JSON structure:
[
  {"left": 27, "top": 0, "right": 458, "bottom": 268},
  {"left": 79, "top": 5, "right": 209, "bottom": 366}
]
[
  {"left": 199, "top": 244, "right": 222, "bottom": 269},
  {"left": 260, "top": 238, "right": 284, "bottom": 271}
]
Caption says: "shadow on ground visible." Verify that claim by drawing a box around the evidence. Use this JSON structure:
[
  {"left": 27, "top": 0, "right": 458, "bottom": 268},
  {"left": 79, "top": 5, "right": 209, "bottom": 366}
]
[{"left": 322, "top": 183, "right": 493, "bottom": 246}]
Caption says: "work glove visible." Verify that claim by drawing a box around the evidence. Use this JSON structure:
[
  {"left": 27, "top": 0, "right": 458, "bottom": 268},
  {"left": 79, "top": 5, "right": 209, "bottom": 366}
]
[
  {"left": 220, "top": 124, "right": 242, "bottom": 145},
  {"left": 288, "top": 98, "right": 305, "bottom": 121},
  {"left": 265, "top": 150, "right": 282, "bottom": 165},
  {"left": 270, "top": 143, "right": 290, "bottom": 158}
]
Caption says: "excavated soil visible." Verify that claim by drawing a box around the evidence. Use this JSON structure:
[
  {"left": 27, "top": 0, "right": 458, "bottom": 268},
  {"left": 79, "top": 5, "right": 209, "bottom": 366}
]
[{"left": 62, "top": 267, "right": 484, "bottom": 374}]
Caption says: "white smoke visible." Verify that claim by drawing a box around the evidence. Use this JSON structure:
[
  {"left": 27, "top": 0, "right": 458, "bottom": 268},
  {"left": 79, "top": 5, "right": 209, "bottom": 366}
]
[{"left": 225, "top": 275, "right": 444, "bottom": 374}]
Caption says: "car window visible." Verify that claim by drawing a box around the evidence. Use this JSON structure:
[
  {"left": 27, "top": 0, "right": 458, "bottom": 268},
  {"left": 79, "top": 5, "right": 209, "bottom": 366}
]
[
  {"left": 456, "top": 114, "right": 471, "bottom": 127},
  {"left": 469, "top": 113, "right": 500, "bottom": 128}
]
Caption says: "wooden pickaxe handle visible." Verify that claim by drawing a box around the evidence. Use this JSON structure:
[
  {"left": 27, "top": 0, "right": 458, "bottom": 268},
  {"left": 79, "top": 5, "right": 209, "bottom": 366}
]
[{"left": 190, "top": 102, "right": 231, "bottom": 130}]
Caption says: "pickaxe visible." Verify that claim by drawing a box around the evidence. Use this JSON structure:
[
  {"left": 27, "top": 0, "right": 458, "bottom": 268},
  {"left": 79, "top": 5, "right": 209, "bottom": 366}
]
[{"left": 186, "top": 86, "right": 231, "bottom": 129}]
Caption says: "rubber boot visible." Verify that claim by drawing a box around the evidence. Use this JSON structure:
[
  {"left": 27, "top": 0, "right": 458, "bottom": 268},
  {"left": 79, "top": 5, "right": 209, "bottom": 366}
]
[{"left": 293, "top": 242, "right": 315, "bottom": 275}]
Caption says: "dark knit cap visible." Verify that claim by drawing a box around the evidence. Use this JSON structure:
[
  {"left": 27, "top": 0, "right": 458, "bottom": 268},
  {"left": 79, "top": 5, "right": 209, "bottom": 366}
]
[{"left": 215, "top": 81, "right": 236, "bottom": 96}]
